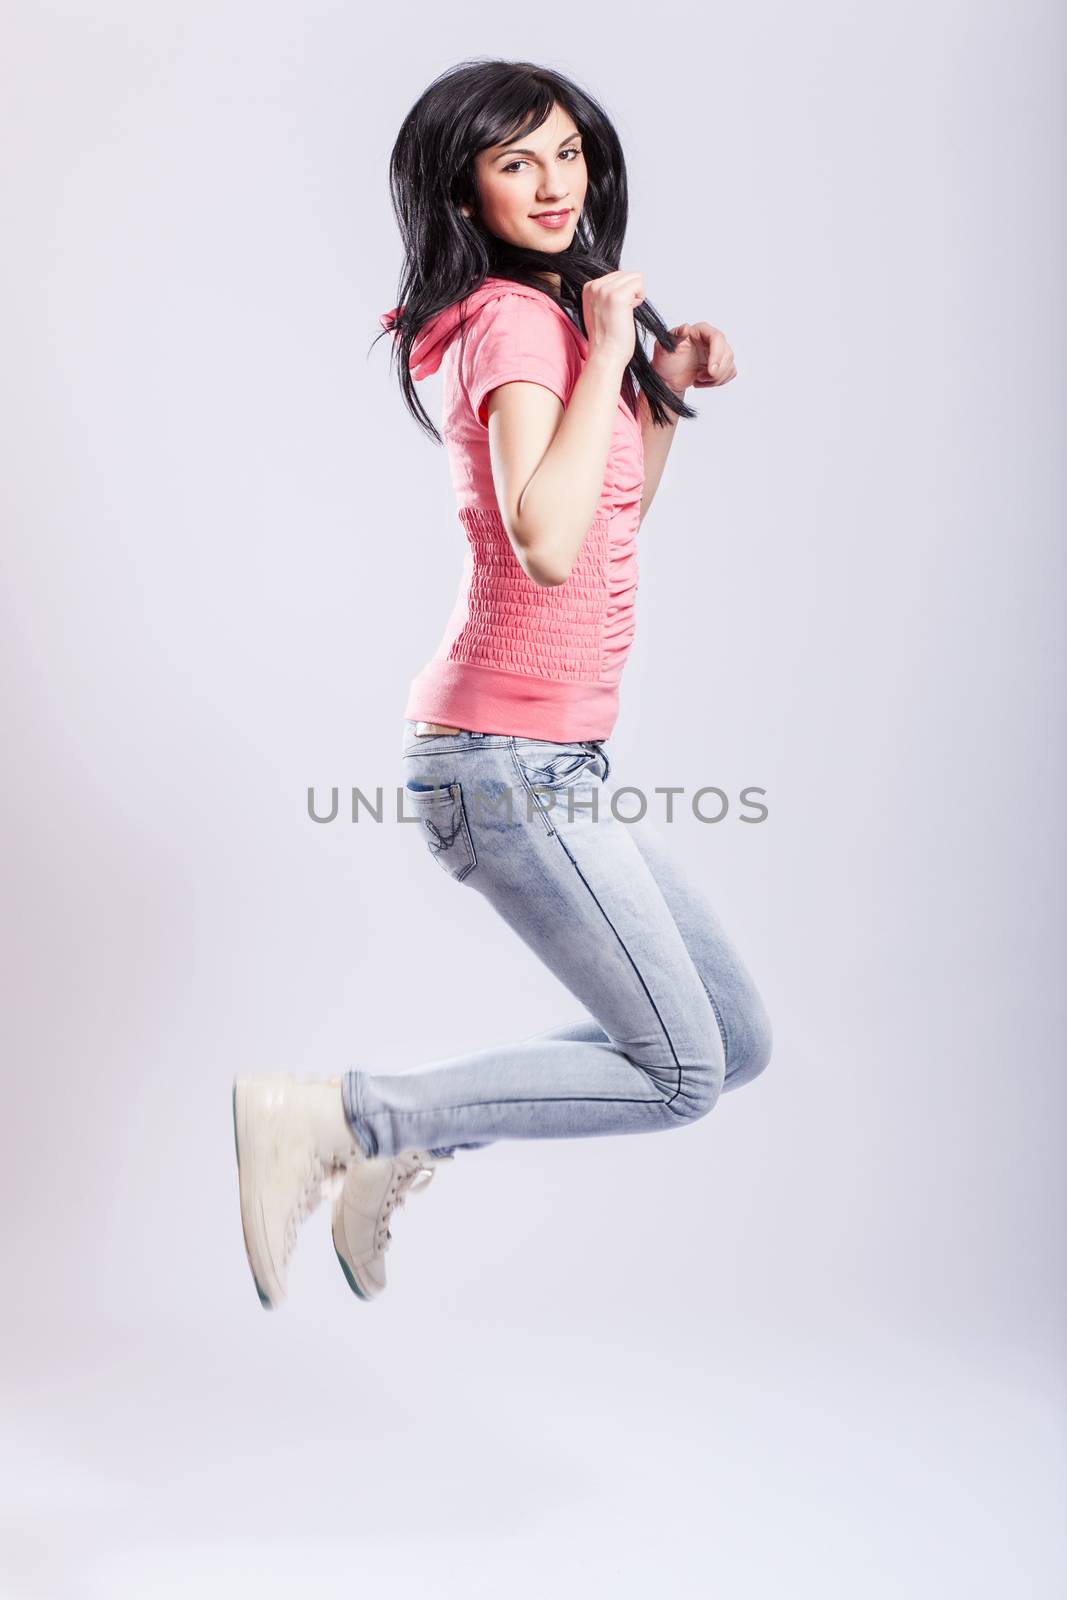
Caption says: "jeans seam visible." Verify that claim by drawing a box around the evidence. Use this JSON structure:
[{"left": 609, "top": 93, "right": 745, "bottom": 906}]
[
  {"left": 342, "top": 1070, "right": 378, "bottom": 1158},
  {"left": 364, "top": 1095, "right": 667, "bottom": 1113},
  {"left": 451, "top": 781, "right": 479, "bottom": 880},
  {"left": 506, "top": 738, "right": 555, "bottom": 837},
  {"left": 699, "top": 978, "right": 730, "bottom": 1070},
  {"left": 542, "top": 825, "right": 687, "bottom": 1105}
]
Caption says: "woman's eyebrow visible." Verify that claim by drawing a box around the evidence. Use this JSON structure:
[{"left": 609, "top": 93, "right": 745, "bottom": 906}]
[{"left": 492, "top": 131, "right": 582, "bottom": 161}]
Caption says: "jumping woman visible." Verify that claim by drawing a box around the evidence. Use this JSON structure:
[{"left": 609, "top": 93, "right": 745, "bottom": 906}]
[{"left": 233, "top": 58, "right": 774, "bottom": 1309}]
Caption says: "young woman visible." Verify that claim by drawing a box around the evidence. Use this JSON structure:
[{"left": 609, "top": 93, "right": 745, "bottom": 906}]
[{"left": 233, "top": 59, "right": 773, "bottom": 1310}]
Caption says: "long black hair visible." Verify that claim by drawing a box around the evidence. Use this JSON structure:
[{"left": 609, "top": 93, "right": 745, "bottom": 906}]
[{"left": 375, "top": 58, "right": 697, "bottom": 444}]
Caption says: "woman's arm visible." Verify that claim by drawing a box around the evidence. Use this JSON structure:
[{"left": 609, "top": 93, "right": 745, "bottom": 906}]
[
  {"left": 484, "top": 271, "right": 646, "bottom": 588},
  {"left": 485, "top": 345, "right": 630, "bottom": 587},
  {"left": 637, "top": 383, "right": 684, "bottom": 526},
  {"left": 639, "top": 320, "right": 739, "bottom": 526}
]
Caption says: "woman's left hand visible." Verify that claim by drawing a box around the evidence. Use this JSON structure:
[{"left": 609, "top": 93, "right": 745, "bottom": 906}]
[{"left": 652, "top": 322, "right": 737, "bottom": 394}]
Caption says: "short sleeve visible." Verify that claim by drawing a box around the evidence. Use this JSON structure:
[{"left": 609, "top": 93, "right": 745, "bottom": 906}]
[{"left": 459, "top": 293, "right": 580, "bottom": 428}]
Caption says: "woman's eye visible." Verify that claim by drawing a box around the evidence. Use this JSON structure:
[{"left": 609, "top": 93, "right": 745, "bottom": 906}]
[{"left": 503, "top": 148, "right": 582, "bottom": 175}]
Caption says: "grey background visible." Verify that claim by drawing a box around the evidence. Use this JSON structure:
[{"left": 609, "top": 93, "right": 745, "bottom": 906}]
[{"left": 2, "top": 2, "right": 1064, "bottom": 1595}]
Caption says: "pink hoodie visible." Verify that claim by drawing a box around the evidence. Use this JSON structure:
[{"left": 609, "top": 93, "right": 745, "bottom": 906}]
[{"left": 383, "top": 276, "right": 644, "bottom": 742}]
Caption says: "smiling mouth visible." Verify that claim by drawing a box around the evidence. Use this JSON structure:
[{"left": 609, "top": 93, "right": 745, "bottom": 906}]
[{"left": 530, "top": 209, "right": 572, "bottom": 219}]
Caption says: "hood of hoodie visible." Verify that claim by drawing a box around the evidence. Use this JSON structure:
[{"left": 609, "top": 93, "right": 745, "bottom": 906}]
[{"left": 379, "top": 277, "right": 579, "bottom": 382}]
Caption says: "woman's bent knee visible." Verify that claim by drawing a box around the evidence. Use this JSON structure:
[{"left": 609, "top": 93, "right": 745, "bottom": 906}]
[
  {"left": 666, "top": 1050, "right": 726, "bottom": 1123},
  {"left": 724, "top": 992, "right": 774, "bottom": 1091},
  {"left": 627, "top": 1010, "right": 726, "bottom": 1124}
]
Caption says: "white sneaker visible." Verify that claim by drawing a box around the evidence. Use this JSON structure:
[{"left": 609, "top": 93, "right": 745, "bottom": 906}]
[
  {"left": 331, "top": 1149, "right": 446, "bottom": 1300},
  {"left": 232, "top": 1074, "right": 362, "bottom": 1309}
]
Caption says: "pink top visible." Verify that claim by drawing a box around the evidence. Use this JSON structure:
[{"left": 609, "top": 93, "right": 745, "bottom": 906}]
[{"left": 381, "top": 276, "right": 645, "bottom": 741}]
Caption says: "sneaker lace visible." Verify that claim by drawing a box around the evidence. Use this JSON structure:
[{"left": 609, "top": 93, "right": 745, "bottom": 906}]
[
  {"left": 374, "top": 1153, "right": 438, "bottom": 1254},
  {"left": 283, "top": 1151, "right": 345, "bottom": 1265}
]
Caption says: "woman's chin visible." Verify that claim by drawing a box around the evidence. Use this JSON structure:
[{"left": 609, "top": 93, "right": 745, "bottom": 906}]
[{"left": 521, "top": 232, "right": 573, "bottom": 254}]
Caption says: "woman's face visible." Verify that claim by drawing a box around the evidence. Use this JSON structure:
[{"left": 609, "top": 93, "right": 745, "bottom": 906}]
[{"left": 466, "top": 101, "right": 587, "bottom": 256}]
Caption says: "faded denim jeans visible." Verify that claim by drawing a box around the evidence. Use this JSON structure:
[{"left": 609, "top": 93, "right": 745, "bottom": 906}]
[{"left": 341, "top": 721, "right": 773, "bottom": 1160}]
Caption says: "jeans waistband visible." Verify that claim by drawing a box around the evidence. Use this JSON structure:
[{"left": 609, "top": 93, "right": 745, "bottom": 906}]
[{"left": 401, "top": 718, "right": 608, "bottom": 759}]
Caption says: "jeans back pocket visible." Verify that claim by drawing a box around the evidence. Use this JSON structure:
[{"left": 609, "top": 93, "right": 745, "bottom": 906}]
[{"left": 403, "top": 779, "right": 478, "bottom": 882}]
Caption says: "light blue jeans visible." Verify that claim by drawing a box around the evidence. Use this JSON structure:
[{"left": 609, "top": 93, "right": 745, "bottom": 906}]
[{"left": 341, "top": 721, "right": 773, "bottom": 1160}]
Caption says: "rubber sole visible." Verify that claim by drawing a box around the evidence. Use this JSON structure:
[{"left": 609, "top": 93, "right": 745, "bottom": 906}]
[
  {"left": 332, "top": 1238, "right": 373, "bottom": 1301},
  {"left": 232, "top": 1079, "right": 274, "bottom": 1311}
]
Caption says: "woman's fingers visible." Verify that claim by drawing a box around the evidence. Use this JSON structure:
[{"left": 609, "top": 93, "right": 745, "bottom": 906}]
[{"left": 689, "top": 324, "right": 737, "bottom": 385}]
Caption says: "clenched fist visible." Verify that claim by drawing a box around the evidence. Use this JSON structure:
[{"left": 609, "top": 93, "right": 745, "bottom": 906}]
[{"left": 653, "top": 322, "right": 737, "bottom": 395}]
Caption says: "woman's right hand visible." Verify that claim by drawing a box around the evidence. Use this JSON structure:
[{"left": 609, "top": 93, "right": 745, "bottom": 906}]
[{"left": 580, "top": 271, "right": 645, "bottom": 369}]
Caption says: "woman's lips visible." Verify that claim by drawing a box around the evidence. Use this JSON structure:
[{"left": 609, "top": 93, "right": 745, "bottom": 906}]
[{"left": 530, "top": 209, "right": 572, "bottom": 230}]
